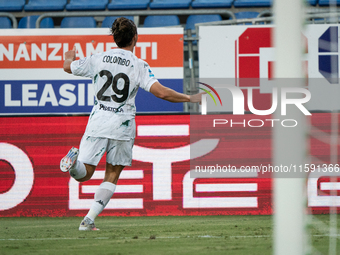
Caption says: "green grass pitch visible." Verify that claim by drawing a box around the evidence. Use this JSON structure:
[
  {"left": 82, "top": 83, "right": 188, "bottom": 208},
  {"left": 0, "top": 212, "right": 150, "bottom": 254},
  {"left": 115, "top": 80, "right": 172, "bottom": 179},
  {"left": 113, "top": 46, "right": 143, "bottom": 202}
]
[{"left": 0, "top": 215, "right": 337, "bottom": 255}]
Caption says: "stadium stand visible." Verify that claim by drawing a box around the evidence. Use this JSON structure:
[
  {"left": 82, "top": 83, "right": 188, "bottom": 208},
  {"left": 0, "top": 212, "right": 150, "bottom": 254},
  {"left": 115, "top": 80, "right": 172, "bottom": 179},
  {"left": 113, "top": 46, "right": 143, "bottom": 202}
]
[
  {"left": 191, "top": 0, "right": 233, "bottom": 8},
  {"left": 66, "top": 0, "right": 109, "bottom": 11},
  {"left": 0, "top": 16, "right": 12, "bottom": 28},
  {"left": 143, "top": 15, "right": 180, "bottom": 27},
  {"left": 108, "top": 0, "right": 150, "bottom": 10},
  {"left": 102, "top": 16, "right": 134, "bottom": 28},
  {"left": 24, "top": 0, "right": 67, "bottom": 12},
  {"left": 234, "top": 0, "right": 272, "bottom": 7},
  {"left": 18, "top": 15, "right": 54, "bottom": 28},
  {"left": 149, "top": 0, "right": 192, "bottom": 9},
  {"left": 60, "top": 17, "right": 96, "bottom": 28},
  {"left": 0, "top": 0, "right": 25, "bottom": 12},
  {"left": 318, "top": 0, "right": 340, "bottom": 6}
]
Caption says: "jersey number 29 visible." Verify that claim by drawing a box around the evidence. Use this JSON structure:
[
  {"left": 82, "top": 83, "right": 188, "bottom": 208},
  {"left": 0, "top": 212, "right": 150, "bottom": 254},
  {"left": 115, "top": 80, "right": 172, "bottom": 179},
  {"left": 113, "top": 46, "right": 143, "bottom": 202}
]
[{"left": 97, "top": 70, "right": 130, "bottom": 103}]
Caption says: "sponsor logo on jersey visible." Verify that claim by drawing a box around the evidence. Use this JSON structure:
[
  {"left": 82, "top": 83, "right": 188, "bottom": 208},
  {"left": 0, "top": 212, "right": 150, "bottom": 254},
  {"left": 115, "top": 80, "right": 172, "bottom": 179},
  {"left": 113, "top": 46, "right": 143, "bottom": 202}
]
[
  {"left": 99, "top": 103, "right": 124, "bottom": 113},
  {"left": 148, "top": 69, "right": 154, "bottom": 77}
]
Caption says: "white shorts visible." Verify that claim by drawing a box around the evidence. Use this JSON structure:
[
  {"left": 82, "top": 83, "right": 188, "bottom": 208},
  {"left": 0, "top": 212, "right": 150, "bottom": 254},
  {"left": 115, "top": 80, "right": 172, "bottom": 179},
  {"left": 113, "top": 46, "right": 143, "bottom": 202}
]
[{"left": 78, "top": 135, "right": 134, "bottom": 166}]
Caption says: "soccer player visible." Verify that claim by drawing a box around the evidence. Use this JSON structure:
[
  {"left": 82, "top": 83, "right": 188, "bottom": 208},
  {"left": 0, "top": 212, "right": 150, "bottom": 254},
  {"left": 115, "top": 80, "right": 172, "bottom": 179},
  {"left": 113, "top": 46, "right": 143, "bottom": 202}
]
[{"left": 60, "top": 17, "right": 203, "bottom": 231}]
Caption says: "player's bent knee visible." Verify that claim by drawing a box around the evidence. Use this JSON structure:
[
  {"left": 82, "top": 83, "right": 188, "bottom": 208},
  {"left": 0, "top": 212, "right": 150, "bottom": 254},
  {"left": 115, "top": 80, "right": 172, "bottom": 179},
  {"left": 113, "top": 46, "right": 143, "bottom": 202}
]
[
  {"left": 75, "top": 163, "right": 96, "bottom": 182},
  {"left": 75, "top": 175, "right": 90, "bottom": 183}
]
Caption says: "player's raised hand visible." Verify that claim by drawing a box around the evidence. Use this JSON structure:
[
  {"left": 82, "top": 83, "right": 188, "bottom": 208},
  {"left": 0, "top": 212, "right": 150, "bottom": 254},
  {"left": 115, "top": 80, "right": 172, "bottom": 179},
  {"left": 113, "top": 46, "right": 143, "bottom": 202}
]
[
  {"left": 190, "top": 92, "right": 206, "bottom": 104},
  {"left": 65, "top": 46, "right": 76, "bottom": 61},
  {"left": 63, "top": 46, "right": 76, "bottom": 74}
]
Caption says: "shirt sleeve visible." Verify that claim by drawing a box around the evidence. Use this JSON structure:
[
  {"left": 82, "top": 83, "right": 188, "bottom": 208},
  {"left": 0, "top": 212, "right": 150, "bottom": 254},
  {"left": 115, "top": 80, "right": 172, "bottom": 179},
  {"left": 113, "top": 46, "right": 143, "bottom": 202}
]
[
  {"left": 139, "top": 60, "right": 158, "bottom": 92},
  {"left": 70, "top": 56, "right": 94, "bottom": 79}
]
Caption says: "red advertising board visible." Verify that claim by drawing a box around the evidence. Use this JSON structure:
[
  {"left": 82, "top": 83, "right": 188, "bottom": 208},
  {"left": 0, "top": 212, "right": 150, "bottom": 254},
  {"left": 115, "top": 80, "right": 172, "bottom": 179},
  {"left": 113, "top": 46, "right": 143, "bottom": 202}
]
[
  {"left": 0, "top": 113, "right": 338, "bottom": 217},
  {"left": 0, "top": 33, "right": 183, "bottom": 69}
]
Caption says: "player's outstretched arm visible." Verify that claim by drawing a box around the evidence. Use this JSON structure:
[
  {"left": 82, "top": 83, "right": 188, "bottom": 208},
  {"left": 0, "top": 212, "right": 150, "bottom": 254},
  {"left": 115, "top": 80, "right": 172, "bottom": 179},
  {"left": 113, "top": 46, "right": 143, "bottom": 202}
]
[
  {"left": 149, "top": 82, "right": 205, "bottom": 104},
  {"left": 63, "top": 46, "right": 76, "bottom": 74}
]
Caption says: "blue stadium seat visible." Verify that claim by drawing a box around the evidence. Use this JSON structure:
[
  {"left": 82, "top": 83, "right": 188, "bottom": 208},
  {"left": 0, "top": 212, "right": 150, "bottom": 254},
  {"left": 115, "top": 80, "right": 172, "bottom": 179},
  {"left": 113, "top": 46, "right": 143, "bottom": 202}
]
[
  {"left": 24, "top": 0, "right": 67, "bottom": 11},
  {"left": 66, "top": 0, "right": 108, "bottom": 11},
  {"left": 18, "top": 15, "right": 54, "bottom": 28},
  {"left": 308, "top": 0, "right": 318, "bottom": 5},
  {"left": 108, "top": 0, "right": 149, "bottom": 10},
  {"left": 185, "top": 14, "right": 222, "bottom": 31},
  {"left": 0, "top": 0, "right": 25, "bottom": 11},
  {"left": 234, "top": 0, "right": 272, "bottom": 7},
  {"left": 234, "top": 12, "right": 260, "bottom": 25},
  {"left": 102, "top": 16, "right": 134, "bottom": 28},
  {"left": 191, "top": 0, "right": 233, "bottom": 8},
  {"left": 0, "top": 17, "right": 12, "bottom": 28},
  {"left": 144, "top": 15, "right": 180, "bottom": 27},
  {"left": 235, "top": 12, "right": 259, "bottom": 19},
  {"left": 185, "top": 15, "right": 222, "bottom": 45},
  {"left": 150, "top": 0, "right": 191, "bottom": 9},
  {"left": 319, "top": 0, "right": 340, "bottom": 6},
  {"left": 60, "top": 17, "right": 97, "bottom": 28}
]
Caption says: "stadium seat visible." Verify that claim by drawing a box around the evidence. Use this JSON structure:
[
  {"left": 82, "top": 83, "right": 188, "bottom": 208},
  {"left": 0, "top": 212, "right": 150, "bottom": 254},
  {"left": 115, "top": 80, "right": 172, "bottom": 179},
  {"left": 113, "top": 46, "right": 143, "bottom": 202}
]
[
  {"left": 60, "top": 17, "right": 97, "bottom": 28},
  {"left": 0, "top": 17, "right": 12, "bottom": 28},
  {"left": 150, "top": 0, "right": 192, "bottom": 9},
  {"left": 185, "top": 14, "right": 222, "bottom": 31},
  {"left": 24, "top": 0, "right": 67, "bottom": 11},
  {"left": 102, "top": 16, "right": 134, "bottom": 28},
  {"left": 18, "top": 15, "right": 54, "bottom": 28},
  {"left": 233, "top": 0, "right": 272, "bottom": 7},
  {"left": 66, "top": 0, "right": 109, "bottom": 11},
  {"left": 319, "top": 0, "right": 340, "bottom": 6},
  {"left": 308, "top": 0, "right": 318, "bottom": 5},
  {"left": 185, "top": 15, "right": 222, "bottom": 45},
  {"left": 108, "top": 0, "right": 149, "bottom": 10},
  {"left": 235, "top": 11, "right": 259, "bottom": 19},
  {"left": 191, "top": 0, "right": 233, "bottom": 8},
  {"left": 0, "top": 0, "right": 25, "bottom": 11},
  {"left": 234, "top": 12, "right": 260, "bottom": 25},
  {"left": 144, "top": 15, "right": 180, "bottom": 27}
]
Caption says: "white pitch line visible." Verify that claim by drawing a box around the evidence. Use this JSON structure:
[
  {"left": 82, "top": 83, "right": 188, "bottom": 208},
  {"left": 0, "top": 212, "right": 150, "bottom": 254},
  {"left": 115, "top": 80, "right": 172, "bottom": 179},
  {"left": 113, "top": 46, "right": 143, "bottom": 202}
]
[
  {"left": 0, "top": 237, "right": 109, "bottom": 241},
  {"left": 229, "top": 235, "right": 270, "bottom": 238},
  {"left": 0, "top": 236, "right": 221, "bottom": 241},
  {"left": 0, "top": 234, "right": 338, "bottom": 241}
]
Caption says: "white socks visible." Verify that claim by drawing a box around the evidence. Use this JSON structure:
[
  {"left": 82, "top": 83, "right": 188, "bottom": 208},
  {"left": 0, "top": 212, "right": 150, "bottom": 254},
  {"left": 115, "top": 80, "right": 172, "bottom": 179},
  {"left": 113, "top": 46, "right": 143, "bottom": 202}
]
[
  {"left": 85, "top": 182, "right": 116, "bottom": 223},
  {"left": 69, "top": 160, "right": 87, "bottom": 180}
]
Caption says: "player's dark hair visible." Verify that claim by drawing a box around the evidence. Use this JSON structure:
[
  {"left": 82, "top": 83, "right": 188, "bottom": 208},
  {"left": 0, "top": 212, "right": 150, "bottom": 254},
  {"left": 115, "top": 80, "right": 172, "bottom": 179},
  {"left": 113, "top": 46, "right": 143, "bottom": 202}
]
[{"left": 111, "top": 17, "right": 137, "bottom": 48}]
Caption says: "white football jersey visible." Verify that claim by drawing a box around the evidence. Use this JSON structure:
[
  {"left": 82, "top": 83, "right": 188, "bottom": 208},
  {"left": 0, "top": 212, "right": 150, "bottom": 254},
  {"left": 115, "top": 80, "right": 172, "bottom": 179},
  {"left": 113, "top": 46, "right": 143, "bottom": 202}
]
[{"left": 71, "top": 48, "right": 157, "bottom": 140}]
